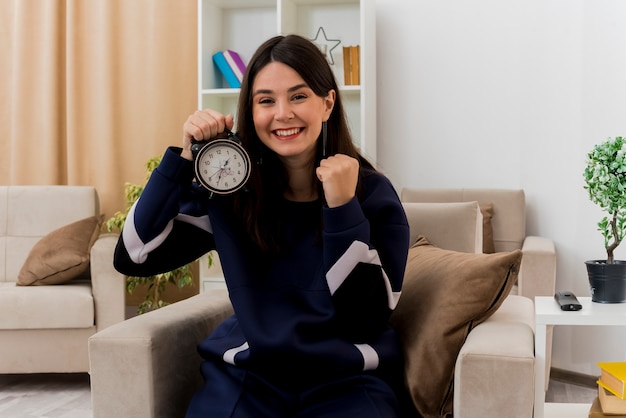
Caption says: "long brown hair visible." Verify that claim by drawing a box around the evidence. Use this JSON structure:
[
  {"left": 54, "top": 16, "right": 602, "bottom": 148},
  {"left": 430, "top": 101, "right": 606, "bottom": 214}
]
[{"left": 232, "top": 34, "right": 374, "bottom": 254}]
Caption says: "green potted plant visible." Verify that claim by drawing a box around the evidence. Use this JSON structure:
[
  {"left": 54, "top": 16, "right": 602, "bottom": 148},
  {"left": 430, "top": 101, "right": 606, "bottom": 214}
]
[
  {"left": 104, "top": 156, "right": 198, "bottom": 314},
  {"left": 583, "top": 136, "right": 626, "bottom": 303}
]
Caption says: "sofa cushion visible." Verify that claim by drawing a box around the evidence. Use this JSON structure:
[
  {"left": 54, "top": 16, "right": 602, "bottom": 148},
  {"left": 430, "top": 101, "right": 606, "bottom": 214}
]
[
  {"left": 400, "top": 188, "right": 526, "bottom": 253},
  {"left": 0, "top": 282, "right": 95, "bottom": 329},
  {"left": 16, "top": 215, "right": 103, "bottom": 286},
  {"left": 402, "top": 202, "right": 482, "bottom": 253},
  {"left": 390, "top": 236, "right": 521, "bottom": 418}
]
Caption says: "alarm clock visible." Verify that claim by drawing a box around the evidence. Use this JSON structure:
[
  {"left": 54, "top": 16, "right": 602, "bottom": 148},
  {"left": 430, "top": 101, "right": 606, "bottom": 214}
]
[{"left": 190, "top": 130, "right": 251, "bottom": 195}]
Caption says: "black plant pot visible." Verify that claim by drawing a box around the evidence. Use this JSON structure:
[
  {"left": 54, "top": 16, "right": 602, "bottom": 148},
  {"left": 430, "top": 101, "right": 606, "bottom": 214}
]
[{"left": 585, "top": 260, "right": 626, "bottom": 303}]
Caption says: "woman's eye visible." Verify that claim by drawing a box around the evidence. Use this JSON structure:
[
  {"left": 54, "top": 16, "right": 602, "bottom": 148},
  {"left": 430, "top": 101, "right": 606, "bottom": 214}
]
[
  {"left": 258, "top": 98, "right": 274, "bottom": 105},
  {"left": 292, "top": 93, "right": 307, "bottom": 101}
]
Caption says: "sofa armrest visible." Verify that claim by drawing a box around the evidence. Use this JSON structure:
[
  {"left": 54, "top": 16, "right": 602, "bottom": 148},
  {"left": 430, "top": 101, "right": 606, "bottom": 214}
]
[
  {"left": 89, "top": 290, "right": 234, "bottom": 418},
  {"left": 90, "top": 233, "right": 126, "bottom": 331},
  {"left": 518, "top": 235, "right": 557, "bottom": 300},
  {"left": 453, "top": 295, "right": 535, "bottom": 418}
]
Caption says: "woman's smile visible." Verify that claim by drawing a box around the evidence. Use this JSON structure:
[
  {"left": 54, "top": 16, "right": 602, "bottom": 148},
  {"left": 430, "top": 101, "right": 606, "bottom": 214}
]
[{"left": 273, "top": 127, "right": 303, "bottom": 140}]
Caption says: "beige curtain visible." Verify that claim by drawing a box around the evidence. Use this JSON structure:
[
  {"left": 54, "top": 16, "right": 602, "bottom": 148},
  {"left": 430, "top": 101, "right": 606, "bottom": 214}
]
[{"left": 0, "top": 0, "right": 197, "bottom": 218}]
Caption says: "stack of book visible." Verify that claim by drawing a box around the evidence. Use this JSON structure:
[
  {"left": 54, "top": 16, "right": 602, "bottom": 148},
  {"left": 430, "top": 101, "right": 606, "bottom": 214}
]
[
  {"left": 590, "top": 362, "right": 626, "bottom": 417},
  {"left": 212, "top": 49, "right": 247, "bottom": 88},
  {"left": 342, "top": 45, "right": 360, "bottom": 86}
]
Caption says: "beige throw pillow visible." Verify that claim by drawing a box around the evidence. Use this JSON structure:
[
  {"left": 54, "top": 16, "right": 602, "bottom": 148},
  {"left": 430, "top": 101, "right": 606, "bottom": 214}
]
[
  {"left": 390, "top": 236, "right": 521, "bottom": 418},
  {"left": 17, "top": 215, "right": 103, "bottom": 286}
]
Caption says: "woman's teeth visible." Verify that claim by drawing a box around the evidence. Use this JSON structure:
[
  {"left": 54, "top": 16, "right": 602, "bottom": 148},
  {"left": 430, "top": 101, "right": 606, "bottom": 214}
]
[{"left": 275, "top": 128, "right": 300, "bottom": 137}]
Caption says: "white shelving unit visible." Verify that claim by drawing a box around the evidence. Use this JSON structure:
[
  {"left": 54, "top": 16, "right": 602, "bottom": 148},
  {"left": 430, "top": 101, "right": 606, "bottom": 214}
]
[
  {"left": 197, "top": 0, "right": 376, "bottom": 292},
  {"left": 197, "top": 0, "right": 377, "bottom": 163}
]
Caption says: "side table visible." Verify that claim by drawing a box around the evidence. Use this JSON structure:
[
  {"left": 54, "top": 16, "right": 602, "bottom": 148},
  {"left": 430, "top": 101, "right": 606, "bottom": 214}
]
[{"left": 534, "top": 296, "right": 626, "bottom": 418}]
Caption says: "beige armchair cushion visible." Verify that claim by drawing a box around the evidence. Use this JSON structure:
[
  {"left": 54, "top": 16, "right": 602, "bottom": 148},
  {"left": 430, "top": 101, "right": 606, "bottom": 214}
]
[
  {"left": 17, "top": 215, "right": 103, "bottom": 286},
  {"left": 401, "top": 201, "right": 482, "bottom": 253},
  {"left": 390, "top": 236, "right": 521, "bottom": 418},
  {"left": 400, "top": 188, "right": 526, "bottom": 253}
]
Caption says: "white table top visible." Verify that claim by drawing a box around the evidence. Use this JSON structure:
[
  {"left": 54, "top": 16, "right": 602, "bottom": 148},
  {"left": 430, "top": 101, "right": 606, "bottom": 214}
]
[{"left": 535, "top": 296, "right": 626, "bottom": 326}]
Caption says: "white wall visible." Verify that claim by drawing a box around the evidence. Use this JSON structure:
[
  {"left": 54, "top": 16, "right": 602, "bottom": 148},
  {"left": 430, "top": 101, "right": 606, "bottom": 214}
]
[{"left": 376, "top": 0, "right": 626, "bottom": 375}]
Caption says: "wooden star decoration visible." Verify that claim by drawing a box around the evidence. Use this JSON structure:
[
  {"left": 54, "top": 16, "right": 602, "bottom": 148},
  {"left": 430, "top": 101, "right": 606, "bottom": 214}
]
[{"left": 311, "top": 26, "right": 341, "bottom": 66}]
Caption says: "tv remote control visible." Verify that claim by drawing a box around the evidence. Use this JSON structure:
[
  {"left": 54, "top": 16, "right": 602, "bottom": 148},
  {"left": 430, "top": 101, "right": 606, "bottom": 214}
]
[{"left": 554, "top": 291, "right": 582, "bottom": 311}]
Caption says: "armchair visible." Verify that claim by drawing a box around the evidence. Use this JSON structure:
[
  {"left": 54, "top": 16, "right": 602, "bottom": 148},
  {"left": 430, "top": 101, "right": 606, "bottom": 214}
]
[
  {"left": 89, "top": 188, "right": 552, "bottom": 417},
  {"left": 400, "top": 188, "right": 557, "bottom": 389}
]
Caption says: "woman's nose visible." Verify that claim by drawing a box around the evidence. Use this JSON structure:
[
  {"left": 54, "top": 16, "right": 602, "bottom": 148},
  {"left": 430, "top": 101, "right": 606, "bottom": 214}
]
[{"left": 275, "top": 101, "right": 295, "bottom": 121}]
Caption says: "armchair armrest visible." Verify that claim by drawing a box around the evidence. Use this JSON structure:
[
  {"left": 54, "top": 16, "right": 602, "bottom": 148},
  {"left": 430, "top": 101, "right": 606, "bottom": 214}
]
[
  {"left": 453, "top": 295, "right": 535, "bottom": 418},
  {"left": 89, "top": 290, "right": 234, "bottom": 418},
  {"left": 517, "top": 235, "right": 557, "bottom": 300},
  {"left": 90, "top": 233, "right": 126, "bottom": 331}
]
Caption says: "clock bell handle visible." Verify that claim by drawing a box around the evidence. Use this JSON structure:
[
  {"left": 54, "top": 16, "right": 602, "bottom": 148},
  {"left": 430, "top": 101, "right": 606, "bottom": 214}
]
[{"left": 190, "top": 140, "right": 207, "bottom": 160}]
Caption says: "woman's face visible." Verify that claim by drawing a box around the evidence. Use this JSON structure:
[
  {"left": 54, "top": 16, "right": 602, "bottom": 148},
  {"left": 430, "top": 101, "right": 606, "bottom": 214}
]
[{"left": 251, "top": 62, "right": 335, "bottom": 165}]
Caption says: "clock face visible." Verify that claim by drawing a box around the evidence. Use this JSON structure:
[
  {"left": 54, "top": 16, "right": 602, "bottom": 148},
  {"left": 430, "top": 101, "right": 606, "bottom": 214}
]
[{"left": 193, "top": 139, "right": 251, "bottom": 194}]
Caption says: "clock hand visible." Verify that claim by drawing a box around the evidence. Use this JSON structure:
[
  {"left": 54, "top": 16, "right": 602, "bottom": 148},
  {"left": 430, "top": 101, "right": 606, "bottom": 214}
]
[
  {"left": 222, "top": 158, "right": 235, "bottom": 176},
  {"left": 207, "top": 158, "right": 228, "bottom": 182},
  {"left": 207, "top": 167, "right": 224, "bottom": 183}
]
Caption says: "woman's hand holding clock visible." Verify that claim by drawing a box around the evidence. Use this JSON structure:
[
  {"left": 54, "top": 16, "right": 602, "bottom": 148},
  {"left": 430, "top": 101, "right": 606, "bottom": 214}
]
[
  {"left": 182, "top": 109, "right": 235, "bottom": 161},
  {"left": 182, "top": 109, "right": 251, "bottom": 195}
]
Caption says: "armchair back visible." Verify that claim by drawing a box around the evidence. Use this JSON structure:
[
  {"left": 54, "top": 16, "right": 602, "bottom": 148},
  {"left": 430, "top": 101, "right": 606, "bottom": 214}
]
[{"left": 401, "top": 188, "right": 526, "bottom": 253}]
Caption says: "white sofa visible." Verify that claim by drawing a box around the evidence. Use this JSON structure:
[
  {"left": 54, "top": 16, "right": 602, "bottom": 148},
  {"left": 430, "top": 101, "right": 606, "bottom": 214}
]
[
  {"left": 0, "top": 185, "right": 125, "bottom": 373},
  {"left": 89, "top": 188, "right": 556, "bottom": 418}
]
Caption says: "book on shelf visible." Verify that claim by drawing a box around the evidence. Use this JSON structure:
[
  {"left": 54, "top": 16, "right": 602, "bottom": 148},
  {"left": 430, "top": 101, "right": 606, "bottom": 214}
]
[
  {"left": 590, "top": 396, "right": 626, "bottom": 417},
  {"left": 599, "top": 383, "right": 626, "bottom": 414},
  {"left": 598, "top": 362, "right": 626, "bottom": 399},
  {"left": 342, "top": 46, "right": 351, "bottom": 85},
  {"left": 350, "top": 45, "right": 360, "bottom": 85},
  {"left": 342, "top": 45, "right": 360, "bottom": 86},
  {"left": 223, "top": 49, "right": 246, "bottom": 83},
  {"left": 212, "top": 51, "right": 241, "bottom": 88}
]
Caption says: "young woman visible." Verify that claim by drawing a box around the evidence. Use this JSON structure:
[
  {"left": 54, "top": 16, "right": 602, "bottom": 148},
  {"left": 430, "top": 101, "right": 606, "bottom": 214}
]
[{"left": 114, "top": 34, "right": 411, "bottom": 417}]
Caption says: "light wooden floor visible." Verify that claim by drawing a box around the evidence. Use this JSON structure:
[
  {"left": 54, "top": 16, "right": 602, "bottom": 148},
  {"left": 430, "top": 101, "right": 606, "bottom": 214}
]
[
  {"left": 545, "top": 378, "right": 597, "bottom": 404},
  {"left": 0, "top": 372, "right": 598, "bottom": 418},
  {"left": 0, "top": 374, "right": 91, "bottom": 418}
]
